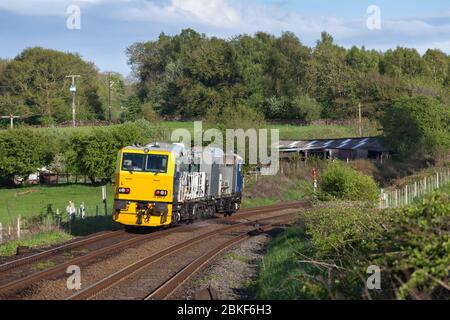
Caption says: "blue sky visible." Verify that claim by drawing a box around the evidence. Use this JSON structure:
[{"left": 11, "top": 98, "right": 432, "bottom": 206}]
[{"left": 0, "top": 0, "right": 449, "bottom": 76}]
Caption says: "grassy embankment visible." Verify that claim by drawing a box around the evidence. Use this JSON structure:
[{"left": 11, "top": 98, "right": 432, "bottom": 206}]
[{"left": 250, "top": 183, "right": 450, "bottom": 300}]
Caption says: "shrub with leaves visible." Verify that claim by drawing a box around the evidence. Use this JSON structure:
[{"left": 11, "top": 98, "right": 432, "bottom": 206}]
[
  {"left": 264, "top": 191, "right": 450, "bottom": 300},
  {"left": 318, "top": 161, "right": 379, "bottom": 201}
]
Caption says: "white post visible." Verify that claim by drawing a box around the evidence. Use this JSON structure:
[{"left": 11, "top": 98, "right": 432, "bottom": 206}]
[
  {"left": 17, "top": 216, "right": 21, "bottom": 240},
  {"left": 436, "top": 172, "right": 439, "bottom": 189},
  {"left": 405, "top": 186, "right": 408, "bottom": 205},
  {"left": 414, "top": 181, "right": 417, "bottom": 199},
  {"left": 395, "top": 189, "right": 398, "bottom": 208}
]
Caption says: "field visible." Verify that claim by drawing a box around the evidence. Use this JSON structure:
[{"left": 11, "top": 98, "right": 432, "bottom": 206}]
[
  {"left": 8, "top": 120, "right": 379, "bottom": 141},
  {"left": 0, "top": 184, "right": 115, "bottom": 225}
]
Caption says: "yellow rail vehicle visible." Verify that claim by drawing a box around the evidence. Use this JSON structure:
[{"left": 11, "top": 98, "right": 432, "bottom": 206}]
[
  {"left": 113, "top": 145, "right": 175, "bottom": 227},
  {"left": 113, "top": 143, "right": 243, "bottom": 228}
]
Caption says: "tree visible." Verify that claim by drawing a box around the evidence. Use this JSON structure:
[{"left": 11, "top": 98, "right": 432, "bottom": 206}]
[
  {"left": 0, "top": 129, "right": 55, "bottom": 184},
  {"left": 289, "top": 95, "right": 323, "bottom": 123},
  {"left": 422, "top": 49, "right": 448, "bottom": 84},
  {"left": 0, "top": 47, "right": 103, "bottom": 124},
  {"left": 380, "top": 47, "right": 424, "bottom": 78},
  {"left": 305, "top": 32, "right": 358, "bottom": 119},
  {"left": 381, "top": 96, "right": 450, "bottom": 159}
]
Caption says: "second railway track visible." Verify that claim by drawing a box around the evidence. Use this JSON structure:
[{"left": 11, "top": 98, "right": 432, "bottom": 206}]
[{"left": 0, "top": 201, "right": 307, "bottom": 299}]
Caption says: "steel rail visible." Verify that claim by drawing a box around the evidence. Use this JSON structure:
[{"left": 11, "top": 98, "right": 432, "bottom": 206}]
[
  {"left": 0, "top": 230, "right": 125, "bottom": 273},
  {"left": 67, "top": 213, "right": 297, "bottom": 300},
  {"left": 0, "top": 201, "right": 306, "bottom": 297}
]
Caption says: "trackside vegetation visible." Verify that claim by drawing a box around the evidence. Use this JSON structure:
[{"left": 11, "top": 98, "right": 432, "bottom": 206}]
[
  {"left": 251, "top": 190, "right": 450, "bottom": 300},
  {"left": 318, "top": 162, "right": 380, "bottom": 201}
]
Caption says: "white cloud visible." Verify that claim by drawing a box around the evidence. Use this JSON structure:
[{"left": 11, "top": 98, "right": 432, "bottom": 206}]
[
  {"left": 1, "top": 0, "right": 449, "bottom": 53},
  {"left": 169, "top": 0, "right": 241, "bottom": 28}
]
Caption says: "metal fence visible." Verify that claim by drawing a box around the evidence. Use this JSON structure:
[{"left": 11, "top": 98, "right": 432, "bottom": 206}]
[{"left": 379, "top": 168, "right": 450, "bottom": 209}]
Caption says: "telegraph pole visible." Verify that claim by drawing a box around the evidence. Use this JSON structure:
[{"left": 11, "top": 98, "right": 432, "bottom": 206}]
[
  {"left": 1, "top": 114, "right": 20, "bottom": 129},
  {"left": 66, "top": 75, "right": 80, "bottom": 127},
  {"left": 358, "top": 103, "right": 362, "bottom": 137}
]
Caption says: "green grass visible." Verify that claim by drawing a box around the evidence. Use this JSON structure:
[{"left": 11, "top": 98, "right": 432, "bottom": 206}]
[
  {"left": 267, "top": 124, "right": 358, "bottom": 140},
  {"left": 34, "top": 260, "right": 56, "bottom": 270},
  {"left": 0, "top": 230, "right": 73, "bottom": 256},
  {"left": 242, "top": 178, "right": 315, "bottom": 209},
  {"left": 250, "top": 226, "right": 327, "bottom": 300},
  {"left": 0, "top": 184, "right": 115, "bottom": 225}
]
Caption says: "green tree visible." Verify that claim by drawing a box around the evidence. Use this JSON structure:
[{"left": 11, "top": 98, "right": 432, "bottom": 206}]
[
  {"left": 380, "top": 47, "right": 424, "bottom": 78},
  {"left": 381, "top": 96, "right": 450, "bottom": 159},
  {"left": 422, "top": 49, "right": 448, "bottom": 84},
  {"left": 289, "top": 95, "right": 323, "bottom": 123},
  {"left": 0, "top": 129, "right": 55, "bottom": 184},
  {"left": 305, "top": 32, "right": 357, "bottom": 119},
  {"left": 0, "top": 47, "right": 103, "bottom": 125}
]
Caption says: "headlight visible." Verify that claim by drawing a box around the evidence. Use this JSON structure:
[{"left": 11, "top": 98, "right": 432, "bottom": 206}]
[
  {"left": 155, "top": 190, "right": 168, "bottom": 196},
  {"left": 118, "top": 187, "right": 131, "bottom": 194}
]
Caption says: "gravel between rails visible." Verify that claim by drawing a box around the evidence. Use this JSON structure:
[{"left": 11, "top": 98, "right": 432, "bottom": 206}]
[
  {"left": 92, "top": 233, "right": 242, "bottom": 300},
  {"left": 169, "top": 228, "right": 287, "bottom": 300},
  {"left": 21, "top": 222, "right": 229, "bottom": 300}
]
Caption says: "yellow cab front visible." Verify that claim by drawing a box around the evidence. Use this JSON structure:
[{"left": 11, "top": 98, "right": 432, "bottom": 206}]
[{"left": 113, "top": 146, "right": 175, "bottom": 227}]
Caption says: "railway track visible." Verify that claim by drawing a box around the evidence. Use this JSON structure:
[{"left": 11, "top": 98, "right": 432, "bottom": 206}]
[
  {"left": 0, "top": 201, "right": 307, "bottom": 299},
  {"left": 67, "top": 212, "right": 297, "bottom": 300}
]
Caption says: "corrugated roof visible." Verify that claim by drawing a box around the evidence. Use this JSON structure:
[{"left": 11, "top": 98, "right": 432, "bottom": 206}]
[{"left": 278, "top": 137, "right": 389, "bottom": 152}]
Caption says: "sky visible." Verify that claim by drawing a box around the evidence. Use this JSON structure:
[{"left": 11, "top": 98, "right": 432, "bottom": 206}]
[{"left": 0, "top": 0, "right": 449, "bottom": 76}]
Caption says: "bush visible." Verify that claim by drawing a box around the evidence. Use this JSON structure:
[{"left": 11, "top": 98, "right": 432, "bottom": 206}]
[
  {"left": 319, "top": 162, "right": 379, "bottom": 201},
  {"left": 253, "top": 191, "right": 450, "bottom": 300}
]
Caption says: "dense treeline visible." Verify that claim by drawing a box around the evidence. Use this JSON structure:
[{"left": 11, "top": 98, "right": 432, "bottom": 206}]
[
  {"left": 1, "top": 29, "right": 449, "bottom": 126},
  {"left": 0, "top": 30, "right": 449, "bottom": 163},
  {"left": 128, "top": 29, "right": 450, "bottom": 121}
]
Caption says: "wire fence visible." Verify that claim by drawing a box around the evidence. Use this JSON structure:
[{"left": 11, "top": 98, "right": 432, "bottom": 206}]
[{"left": 379, "top": 168, "right": 450, "bottom": 209}]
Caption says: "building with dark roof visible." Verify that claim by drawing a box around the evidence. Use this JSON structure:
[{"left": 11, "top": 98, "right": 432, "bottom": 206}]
[{"left": 277, "top": 137, "right": 392, "bottom": 163}]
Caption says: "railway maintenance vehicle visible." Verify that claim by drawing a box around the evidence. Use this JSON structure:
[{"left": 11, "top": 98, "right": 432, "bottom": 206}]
[{"left": 113, "top": 143, "right": 243, "bottom": 228}]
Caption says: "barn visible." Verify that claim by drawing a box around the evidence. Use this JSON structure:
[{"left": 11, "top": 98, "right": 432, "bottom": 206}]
[{"left": 278, "top": 137, "right": 392, "bottom": 163}]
